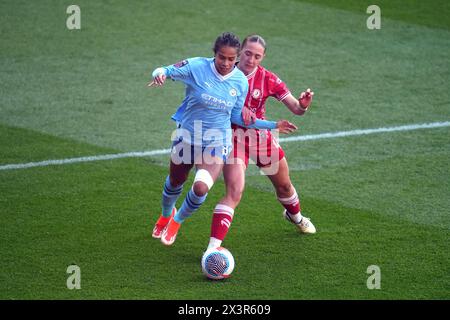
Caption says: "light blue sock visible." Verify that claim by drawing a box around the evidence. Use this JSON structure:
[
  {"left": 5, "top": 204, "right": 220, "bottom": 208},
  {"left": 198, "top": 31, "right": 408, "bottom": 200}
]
[
  {"left": 161, "top": 175, "right": 183, "bottom": 217},
  {"left": 174, "top": 188, "right": 207, "bottom": 223}
]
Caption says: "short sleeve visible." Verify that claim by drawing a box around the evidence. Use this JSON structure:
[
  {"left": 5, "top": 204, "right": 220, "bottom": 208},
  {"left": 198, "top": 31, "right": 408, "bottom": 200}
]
[{"left": 268, "top": 72, "right": 290, "bottom": 101}]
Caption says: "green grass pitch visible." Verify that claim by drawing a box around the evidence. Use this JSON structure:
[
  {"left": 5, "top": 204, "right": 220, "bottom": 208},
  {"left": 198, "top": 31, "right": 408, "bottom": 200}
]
[{"left": 1, "top": 0, "right": 449, "bottom": 299}]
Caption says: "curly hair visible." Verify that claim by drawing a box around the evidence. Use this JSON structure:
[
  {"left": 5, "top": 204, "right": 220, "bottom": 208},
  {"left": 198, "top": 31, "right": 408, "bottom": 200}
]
[{"left": 213, "top": 32, "right": 241, "bottom": 54}]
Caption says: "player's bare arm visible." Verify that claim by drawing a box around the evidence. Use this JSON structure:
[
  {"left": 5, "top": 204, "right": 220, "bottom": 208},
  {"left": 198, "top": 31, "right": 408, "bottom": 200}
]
[{"left": 282, "top": 88, "right": 314, "bottom": 115}]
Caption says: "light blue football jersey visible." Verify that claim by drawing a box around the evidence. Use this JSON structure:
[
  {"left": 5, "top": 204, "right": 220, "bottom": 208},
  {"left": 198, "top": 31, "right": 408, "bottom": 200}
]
[{"left": 159, "top": 57, "right": 274, "bottom": 147}]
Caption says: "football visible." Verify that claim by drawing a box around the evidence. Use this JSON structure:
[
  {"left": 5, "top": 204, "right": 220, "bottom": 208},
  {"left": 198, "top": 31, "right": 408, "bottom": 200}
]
[{"left": 201, "top": 247, "right": 235, "bottom": 280}]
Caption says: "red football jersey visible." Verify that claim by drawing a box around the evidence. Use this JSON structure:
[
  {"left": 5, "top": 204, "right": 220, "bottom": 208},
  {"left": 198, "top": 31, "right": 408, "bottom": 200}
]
[
  {"left": 244, "top": 65, "right": 291, "bottom": 120},
  {"left": 230, "top": 66, "right": 289, "bottom": 163}
]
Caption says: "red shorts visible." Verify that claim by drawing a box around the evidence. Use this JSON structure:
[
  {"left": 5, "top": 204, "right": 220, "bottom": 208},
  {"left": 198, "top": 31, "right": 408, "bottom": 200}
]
[{"left": 228, "top": 127, "right": 285, "bottom": 168}]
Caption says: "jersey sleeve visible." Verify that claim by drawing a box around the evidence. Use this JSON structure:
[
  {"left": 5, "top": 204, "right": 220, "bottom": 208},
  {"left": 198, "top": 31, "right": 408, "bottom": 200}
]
[
  {"left": 163, "top": 58, "right": 192, "bottom": 81},
  {"left": 154, "top": 57, "right": 201, "bottom": 82},
  {"left": 231, "top": 81, "right": 276, "bottom": 129},
  {"left": 231, "top": 113, "right": 277, "bottom": 130},
  {"left": 268, "top": 72, "right": 291, "bottom": 101}
]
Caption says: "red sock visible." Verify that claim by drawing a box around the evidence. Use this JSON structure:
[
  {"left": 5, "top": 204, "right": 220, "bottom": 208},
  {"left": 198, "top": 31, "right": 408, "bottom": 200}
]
[
  {"left": 278, "top": 190, "right": 301, "bottom": 215},
  {"left": 210, "top": 204, "right": 234, "bottom": 241}
]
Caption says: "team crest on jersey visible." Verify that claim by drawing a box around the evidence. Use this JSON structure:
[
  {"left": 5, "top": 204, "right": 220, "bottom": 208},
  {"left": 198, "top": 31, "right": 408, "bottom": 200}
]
[
  {"left": 229, "top": 88, "right": 237, "bottom": 97},
  {"left": 252, "top": 89, "right": 261, "bottom": 99},
  {"left": 174, "top": 60, "right": 188, "bottom": 68}
]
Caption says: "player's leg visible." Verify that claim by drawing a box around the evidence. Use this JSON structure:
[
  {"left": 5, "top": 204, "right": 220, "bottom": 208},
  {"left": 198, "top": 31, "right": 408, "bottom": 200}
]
[
  {"left": 174, "top": 160, "right": 224, "bottom": 222},
  {"left": 264, "top": 157, "right": 298, "bottom": 214},
  {"left": 208, "top": 160, "right": 247, "bottom": 249},
  {"left": 258, "top": 136, "right": 316, "bottom": 233},
  {"left": 152, "top": 159, "right": 193, "bottom": 238},
  {"left": 262, "top": 157, "right": 316, "bottom": 234},
  {"left": 208, "top": 133, "right": 249, "bottom": 249},
  {"left": 162, "top": 148, "right": 225, "bottom": 246},
  {"left": 153, "top": 137, "right": 193, "bottom": 239}
]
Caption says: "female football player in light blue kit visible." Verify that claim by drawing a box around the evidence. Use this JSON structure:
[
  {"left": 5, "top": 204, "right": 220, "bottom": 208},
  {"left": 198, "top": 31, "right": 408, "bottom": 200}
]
[{"left": 149, "top": 32, "right": 297, "bottom": 246}]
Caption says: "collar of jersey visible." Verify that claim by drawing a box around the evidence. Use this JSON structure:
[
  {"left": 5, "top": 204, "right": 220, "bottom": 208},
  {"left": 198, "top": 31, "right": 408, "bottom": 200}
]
[
  {"left": 246, "top": 66, "right": 258, "bottom": 80},
  {"left": 210, "top": 59, "right": 237, "bottom": 81}
]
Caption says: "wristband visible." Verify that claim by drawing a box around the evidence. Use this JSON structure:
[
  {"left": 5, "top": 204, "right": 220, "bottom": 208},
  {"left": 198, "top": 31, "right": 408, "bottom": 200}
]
[{"left": 152, "top": 67, "right": 166, "bottom": 78}]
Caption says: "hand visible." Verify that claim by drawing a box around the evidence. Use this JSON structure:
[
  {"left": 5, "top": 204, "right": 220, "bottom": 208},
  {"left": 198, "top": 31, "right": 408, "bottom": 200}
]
[
  {"left": 298, "top": 88, "right": 314, "bottom": 111},
  {"left": 147, "top": 68, "right": 167, "bottom": 87},
  {"left": 276, "top": 120, "right": 298, "bottom": 134},
  {"left": 241, "top": 107, "right": 256, "bottom": 126},
  {"left": 147, "top": 74, "right": 166, "bottom": 87}
]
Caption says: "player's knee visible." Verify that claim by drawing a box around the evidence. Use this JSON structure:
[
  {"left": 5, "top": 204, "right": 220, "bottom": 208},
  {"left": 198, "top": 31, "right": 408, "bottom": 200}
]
[
  {"left": 276, "top": 183, "right": 293, "bottom": 197},
  {"left": 193, "top": 169, "right": 214, "bottom": 196},
  {"left": 193, "top": 181, "right": 209, "bottom": 196},
  {"left": 226, "top": 184, "right": 244, "bottom": 204}
]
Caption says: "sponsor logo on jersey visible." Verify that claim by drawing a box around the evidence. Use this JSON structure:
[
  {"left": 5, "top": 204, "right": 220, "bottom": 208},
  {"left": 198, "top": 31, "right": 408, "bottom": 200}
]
[
  {"left": 174, "top": 60, "right": 188, "bottom": 68},
  {"left": 201, "top": 93, "right": 233, "bottom": 109},
  {"left": 252, "top": 89, "right": 261, "bottom": 99}
]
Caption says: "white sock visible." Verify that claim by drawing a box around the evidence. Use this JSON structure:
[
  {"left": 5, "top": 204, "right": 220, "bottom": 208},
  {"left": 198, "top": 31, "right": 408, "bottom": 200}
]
[
  {"left": 207, "top": 237, "right": 222, "bottom": 250},
  {"left": 287, "top": 211, "right": 303, "bottom": 224}
]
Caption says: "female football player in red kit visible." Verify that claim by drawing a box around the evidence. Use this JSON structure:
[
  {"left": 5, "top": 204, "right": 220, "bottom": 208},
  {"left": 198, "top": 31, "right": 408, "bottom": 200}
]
[{"left": 208, "top": 34, "right": 316, "bottom": 250}]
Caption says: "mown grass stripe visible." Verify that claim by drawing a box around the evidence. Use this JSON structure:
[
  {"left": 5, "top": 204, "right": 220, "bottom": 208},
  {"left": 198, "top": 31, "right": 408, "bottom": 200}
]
[{"left": 1, "top": 121, "right": 449, "bottom": 171}]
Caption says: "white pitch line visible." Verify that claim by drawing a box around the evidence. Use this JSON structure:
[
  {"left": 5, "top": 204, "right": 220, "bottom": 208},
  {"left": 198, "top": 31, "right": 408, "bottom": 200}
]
[
  {"left": 0, "top": 149, "right": 171, "bottom": 171},
  {"left": 278, "top": 121, "right": 450, "bottom": 143},
  {"left": 1, "top": 121, "right": 449, "bottom": 171}
]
